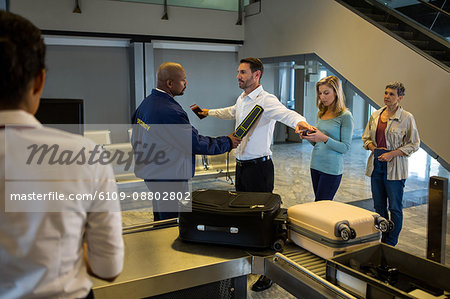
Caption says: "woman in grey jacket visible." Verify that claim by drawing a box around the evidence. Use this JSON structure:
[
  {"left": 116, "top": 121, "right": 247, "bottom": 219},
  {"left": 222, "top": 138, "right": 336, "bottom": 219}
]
[{"left": 362, "top": 82, "right": 420, "bottom": 246}]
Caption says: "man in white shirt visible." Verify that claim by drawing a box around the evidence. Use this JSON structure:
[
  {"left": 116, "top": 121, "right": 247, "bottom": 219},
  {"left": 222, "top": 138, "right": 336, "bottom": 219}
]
[
  {"left": 201, "top": 58, "right": 313, "bottom": 192},
  {"left": 200, "top": 57, "right": 313, "bottom": 291},
  {"left": 0, "top": 11, "right": 124, "bottom": 298}
]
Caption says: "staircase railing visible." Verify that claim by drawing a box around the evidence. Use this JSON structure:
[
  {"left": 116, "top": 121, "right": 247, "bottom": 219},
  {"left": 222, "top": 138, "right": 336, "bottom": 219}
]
[
  {"left": 417, "top": 0, "right": 449, "bottom": 17},
  {"left": 374, "top": 0, "right": 450, "bottom": 38},
  {"left": 337, "top": 0, "right": 449, "bottom": 71}
]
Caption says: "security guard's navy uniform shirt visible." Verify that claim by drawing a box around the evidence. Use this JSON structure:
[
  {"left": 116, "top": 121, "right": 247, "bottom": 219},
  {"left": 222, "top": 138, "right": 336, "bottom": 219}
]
[{"left": 132, "top": 89, "right": 232, "bottom": 177}]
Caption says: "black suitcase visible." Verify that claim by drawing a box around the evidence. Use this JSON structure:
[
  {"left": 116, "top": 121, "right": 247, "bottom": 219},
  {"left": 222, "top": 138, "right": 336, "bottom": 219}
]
[{"left": 178, "top": 190, "right": 286, "bottom": 250}]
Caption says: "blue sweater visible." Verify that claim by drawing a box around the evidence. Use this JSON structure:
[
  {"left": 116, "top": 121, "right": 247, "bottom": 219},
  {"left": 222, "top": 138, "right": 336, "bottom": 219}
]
[
  {"left": 131, "top": 89, "right": 232, "bottom": 178},
  {"left": 310, "top": 109, "right": 354, "bottom": 175}
]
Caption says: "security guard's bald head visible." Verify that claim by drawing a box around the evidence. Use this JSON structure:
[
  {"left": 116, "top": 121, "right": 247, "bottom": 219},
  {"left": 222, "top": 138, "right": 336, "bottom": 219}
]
[{"left": 156, "top": 62, "right": 187, "bottom": 97}]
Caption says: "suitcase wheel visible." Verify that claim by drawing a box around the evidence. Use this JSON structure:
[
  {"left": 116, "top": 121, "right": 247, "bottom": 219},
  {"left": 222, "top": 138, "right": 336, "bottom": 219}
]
[
  {"left": 388, "top": 220, "right": 395, "bottom": 232},
  {"left": 374, "top": 216, "right": 395, "bottom": 232},
  {"left": 378, "top": 219, "right": 389, "bottom": 232},
  {"left": 338, "top": 223, "right": 356, "bottom": 240},
  {"left": 272, "top": 238, "right": 285, "bottom": 252}
]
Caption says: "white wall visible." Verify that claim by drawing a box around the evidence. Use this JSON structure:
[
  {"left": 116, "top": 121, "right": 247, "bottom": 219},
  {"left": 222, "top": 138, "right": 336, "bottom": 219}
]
[
  {"left": 242, "top": 0, "right": 450, "bottom": 164},
  {"left": 10, "top": 0, "right": 244, "bottom": 41},
  {"left": 43, "top": 45, "right": 131, "bottom": 125}
]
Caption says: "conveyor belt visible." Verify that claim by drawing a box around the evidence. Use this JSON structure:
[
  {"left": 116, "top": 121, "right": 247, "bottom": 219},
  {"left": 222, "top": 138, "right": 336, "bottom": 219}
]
[
  {"left": 279, "top": 245, "right": 327, "bottom": 278},
  {"left": 264, "top": 243, "right": 356, "bottom": 299}
]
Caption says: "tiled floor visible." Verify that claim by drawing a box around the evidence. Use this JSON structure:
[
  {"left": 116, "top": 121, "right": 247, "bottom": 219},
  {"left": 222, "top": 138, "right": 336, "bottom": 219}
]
[{"left": 118, "top": 139, "right": 450, "bottom": 298}]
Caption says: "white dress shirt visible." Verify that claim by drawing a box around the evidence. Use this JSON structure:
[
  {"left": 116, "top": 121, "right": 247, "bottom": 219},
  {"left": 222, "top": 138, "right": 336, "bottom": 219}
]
[
  {"left": 209, "top": 85, "right": 305, "bottom": 160},
  {"left": 0, "top": 110, "right": 124, "bottom": 299}
]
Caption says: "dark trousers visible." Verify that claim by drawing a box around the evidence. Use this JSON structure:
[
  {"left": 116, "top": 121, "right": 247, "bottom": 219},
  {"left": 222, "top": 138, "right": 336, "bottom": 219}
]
[
  {"left": 310, "top": 168, "right": 342, "bottom": 201},
  {"left": 371, "top": 148, "right": 405, "bottom": 246},
  {"left": 145, "top": 180, "right": 185, "bottom": 221},
  {"left": 235, "top": 159, "right": 274, "bottom": 192},
  {"left": 236, "top": 158, "right": 274, "bottom": 286}
]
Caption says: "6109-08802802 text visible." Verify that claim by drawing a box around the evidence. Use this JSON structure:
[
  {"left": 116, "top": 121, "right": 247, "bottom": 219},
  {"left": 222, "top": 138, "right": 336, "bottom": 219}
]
[{"left": 9, "top": 191, "right": 191, "bottom": 201}]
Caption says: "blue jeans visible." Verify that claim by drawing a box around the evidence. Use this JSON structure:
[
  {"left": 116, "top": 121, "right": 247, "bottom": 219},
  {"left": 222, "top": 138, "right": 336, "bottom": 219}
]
[
  {"left": 371, "top": 149, "right": 405, "bottom": 246},
  {"left": 310, "top": 168, "right": 342, "bottom": 201}
]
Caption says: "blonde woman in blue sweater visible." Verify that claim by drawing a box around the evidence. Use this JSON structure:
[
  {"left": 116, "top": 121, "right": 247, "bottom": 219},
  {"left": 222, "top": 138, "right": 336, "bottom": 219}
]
[{"left": 298, "top": 76, "right": 354, "bottom": 201}]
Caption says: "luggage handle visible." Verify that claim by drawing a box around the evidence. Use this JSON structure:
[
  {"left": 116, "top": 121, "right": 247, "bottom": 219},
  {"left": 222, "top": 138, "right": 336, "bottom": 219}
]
[
  {"left": 228, "top": 192, "right": 278, "bottom": 208},
  {"left": 197, "top": 224, "right": 239, "bottom": 234},
  {"left": 228, "top": 194, "right": 265, "bottom": 208}
]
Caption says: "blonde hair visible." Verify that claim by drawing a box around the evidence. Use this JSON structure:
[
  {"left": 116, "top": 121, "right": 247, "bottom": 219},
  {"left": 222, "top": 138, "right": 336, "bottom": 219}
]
[{"left": 316, "top": 75, "right": 346, "bottom": 118}]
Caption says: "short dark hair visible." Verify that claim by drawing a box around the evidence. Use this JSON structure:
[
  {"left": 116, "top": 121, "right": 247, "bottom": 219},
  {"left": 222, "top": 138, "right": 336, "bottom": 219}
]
[
  {"left": 385, "top": 81, "right": 405, "bottom": 97},
  {"left": 240, "top": 57, "right": 264, "bottom": 79},
  {"left": 0, "top": 10, "right": 46, "bottom": 107}
]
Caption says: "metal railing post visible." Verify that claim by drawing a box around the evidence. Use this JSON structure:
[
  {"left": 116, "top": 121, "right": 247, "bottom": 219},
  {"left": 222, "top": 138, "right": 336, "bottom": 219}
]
[
  {"left": 427, "top": 176, "right": 448, "bottom": 264},
  {"left": 430, "top": 0, "right": 448, "bottom": 30}
]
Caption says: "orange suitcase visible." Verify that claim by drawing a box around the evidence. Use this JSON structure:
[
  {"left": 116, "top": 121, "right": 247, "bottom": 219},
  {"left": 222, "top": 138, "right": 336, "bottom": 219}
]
[{"left": 287, "top": 201, "right": 392, "bottom": 259}]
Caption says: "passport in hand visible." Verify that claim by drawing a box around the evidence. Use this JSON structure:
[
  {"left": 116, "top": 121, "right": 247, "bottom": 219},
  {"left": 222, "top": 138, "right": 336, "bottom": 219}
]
[{"left": 190, "top": 104, "right": 206, "bottom": 119}]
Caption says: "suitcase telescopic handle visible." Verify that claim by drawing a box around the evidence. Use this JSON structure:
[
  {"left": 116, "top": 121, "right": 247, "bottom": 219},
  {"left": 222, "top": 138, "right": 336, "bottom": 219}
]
[{"left": 197, "top": 225, "right": 239, "bottom": 234}]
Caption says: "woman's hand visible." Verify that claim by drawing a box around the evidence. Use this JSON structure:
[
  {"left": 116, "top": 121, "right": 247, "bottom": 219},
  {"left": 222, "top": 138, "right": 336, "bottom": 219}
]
[
  {"left": 377, "top": 149, "right": 403, "bottom": 162},
  {"left": 378, "top": 152, "right": 394, "bottom": 162},
  {"left": 301, "top": 129, "right": 329, "bottom": 143},
  {"left": 367, "top": 143, "right": 376, "bottom": 152}
]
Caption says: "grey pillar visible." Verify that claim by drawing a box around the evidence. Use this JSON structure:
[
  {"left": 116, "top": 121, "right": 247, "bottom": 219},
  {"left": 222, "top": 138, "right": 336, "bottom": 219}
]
[
  {"left": 286, "top": 68, "right": 305, "bottom": 142},
  {"left": 342, "top": 80, "right": 354, "bottom": 112},
  {"left": 130, "top": 42, "right": 145, "bottom": 112},
  {"left": 144, "top": 42, "right": 155, "bottom": 97}
]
